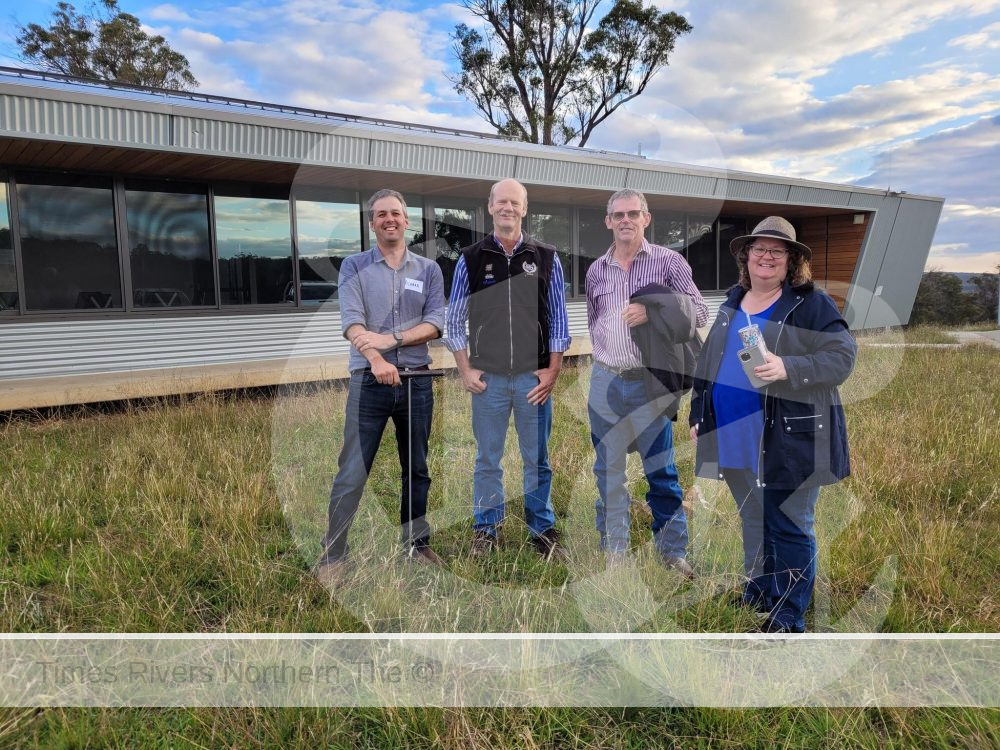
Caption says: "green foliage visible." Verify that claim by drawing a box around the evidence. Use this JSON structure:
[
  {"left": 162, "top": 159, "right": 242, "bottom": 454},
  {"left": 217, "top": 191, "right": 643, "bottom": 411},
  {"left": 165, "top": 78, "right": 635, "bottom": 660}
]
[
  {"left": 15, "top": 0, "right": 198, "bottom": 90},
  {"left": 452, "top": 1, "right": 691, "bottom": 146},
  {"left": 967, "top": 265, "right": 1000, "bottom": 322},
  {"left": 908, "top": 270, "right": 984, "bottom": 325}
]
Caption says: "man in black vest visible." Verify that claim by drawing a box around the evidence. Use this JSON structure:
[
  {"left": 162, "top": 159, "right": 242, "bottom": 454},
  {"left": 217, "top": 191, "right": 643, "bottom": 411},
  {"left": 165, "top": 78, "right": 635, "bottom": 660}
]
[{"left": 444, "top": 179, "right": 571, "bottom": 559}]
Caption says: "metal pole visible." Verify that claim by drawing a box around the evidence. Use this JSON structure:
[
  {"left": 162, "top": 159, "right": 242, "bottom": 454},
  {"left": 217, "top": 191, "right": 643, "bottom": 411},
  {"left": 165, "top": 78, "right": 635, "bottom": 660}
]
[{"left": 398, "top": 369, "right": 446, "bottom": 558}]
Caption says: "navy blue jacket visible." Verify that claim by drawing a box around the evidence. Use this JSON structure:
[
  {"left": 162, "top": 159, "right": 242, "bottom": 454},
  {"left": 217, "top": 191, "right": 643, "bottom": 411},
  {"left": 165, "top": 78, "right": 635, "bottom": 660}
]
[{"left": 690, "top": 281, "right": 856, "bottom": 489}]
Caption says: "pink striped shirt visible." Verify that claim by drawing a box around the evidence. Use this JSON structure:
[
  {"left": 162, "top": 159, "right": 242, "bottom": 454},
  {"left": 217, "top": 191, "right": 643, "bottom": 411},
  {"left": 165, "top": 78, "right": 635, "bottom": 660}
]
[{"left": 586, "top": 239, "right": 708, "bottom": 369}]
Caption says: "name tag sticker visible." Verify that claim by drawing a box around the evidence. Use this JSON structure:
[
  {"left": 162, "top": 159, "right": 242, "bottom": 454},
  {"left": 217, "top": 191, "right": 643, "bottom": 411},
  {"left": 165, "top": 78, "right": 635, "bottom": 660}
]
[{"left": 405, "top": 278, "right": 424, "bottom": 293}]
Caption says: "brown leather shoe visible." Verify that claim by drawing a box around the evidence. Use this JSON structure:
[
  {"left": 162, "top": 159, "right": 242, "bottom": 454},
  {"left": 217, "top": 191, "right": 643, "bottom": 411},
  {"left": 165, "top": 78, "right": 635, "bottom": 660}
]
[
  {"left": 408, "top": 546, "right": 445, "bottom": 567},
  {"left": 661, "top": 555, "right": 696, "bottom": 580},
  {"left": 315, "top": 558, "right": 348, "bottom": 588}
]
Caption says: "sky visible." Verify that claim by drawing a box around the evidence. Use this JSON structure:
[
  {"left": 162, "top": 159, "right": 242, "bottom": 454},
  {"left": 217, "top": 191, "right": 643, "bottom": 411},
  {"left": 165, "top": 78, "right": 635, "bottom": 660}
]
[{"left": 2, "top": 0, "right": 999, "bottom": 273}]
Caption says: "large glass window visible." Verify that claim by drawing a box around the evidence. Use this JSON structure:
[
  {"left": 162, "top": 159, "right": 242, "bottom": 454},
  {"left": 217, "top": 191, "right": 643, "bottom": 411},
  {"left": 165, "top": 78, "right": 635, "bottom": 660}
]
[
  {"left": 576, "top": 208, "right": 609, "bottom": 295},
  {"left": 294, "top": 192, "right": 362, "bottom": 305},
  {"left": 686, "top": 215, "right": 717, "bottom": 291},
  {"left": 215, "top": 189, "right": 292, "bottom": 305},
  {"left": 125, "top": 180, "right": 214, "bottom": 308},
  {"left": 17, "top": 173, "right": 121, "bottom": 311},
  {"left": 651, "top": 212, "right": 685, "bottom": 252},
  {"left": 0, "top": 180, "right": 15, "bottom": 312},
  {"left": 528, "top": 206, "right": 573, "bottom": 298},
  {"left": 717, "top": 217, "right": 747, "bottom": 290},
  {"left": 431, "top": 204, "right": 480, "bottom": 298}
]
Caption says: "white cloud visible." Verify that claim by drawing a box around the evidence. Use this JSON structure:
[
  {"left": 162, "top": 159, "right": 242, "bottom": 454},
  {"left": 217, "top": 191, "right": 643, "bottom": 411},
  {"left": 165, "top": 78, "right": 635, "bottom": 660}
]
[
  {"left": 948, "top": 20, "right": 1000, "bottom": 49},
  {"left": 147, "top": 4, "right": 195, "bottom": 23}
]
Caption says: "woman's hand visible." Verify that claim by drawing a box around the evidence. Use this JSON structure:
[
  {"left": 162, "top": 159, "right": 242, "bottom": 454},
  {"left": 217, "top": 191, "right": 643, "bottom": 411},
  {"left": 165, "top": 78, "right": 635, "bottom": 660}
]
[{"left": 754, "top": 352, "right": 788, "bottom": 382}]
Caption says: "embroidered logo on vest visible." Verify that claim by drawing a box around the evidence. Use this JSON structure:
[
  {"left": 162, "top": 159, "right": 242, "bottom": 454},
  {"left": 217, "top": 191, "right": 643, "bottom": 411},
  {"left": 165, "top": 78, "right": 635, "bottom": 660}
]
[{"left": 522, "top": 261, "right": 537, "bottom": 275}]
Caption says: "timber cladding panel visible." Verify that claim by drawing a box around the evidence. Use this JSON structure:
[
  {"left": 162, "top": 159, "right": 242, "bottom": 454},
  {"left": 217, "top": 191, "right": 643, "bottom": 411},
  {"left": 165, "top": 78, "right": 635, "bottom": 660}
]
[{"left": 799, "top": 214, "right": 867, "bottom": 309}]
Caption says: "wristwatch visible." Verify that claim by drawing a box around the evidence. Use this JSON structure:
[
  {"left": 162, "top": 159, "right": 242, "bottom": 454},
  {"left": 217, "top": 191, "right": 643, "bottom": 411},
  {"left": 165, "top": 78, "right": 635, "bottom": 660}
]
[{"left": 393, "top": 331, "right": 404, "bottom": 346}]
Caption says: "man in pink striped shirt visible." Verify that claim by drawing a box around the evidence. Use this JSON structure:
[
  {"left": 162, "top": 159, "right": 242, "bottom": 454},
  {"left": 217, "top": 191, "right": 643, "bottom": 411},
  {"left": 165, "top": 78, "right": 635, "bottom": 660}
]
[{"left": 585, "top": 189, "right": 708, "bottom": 573}]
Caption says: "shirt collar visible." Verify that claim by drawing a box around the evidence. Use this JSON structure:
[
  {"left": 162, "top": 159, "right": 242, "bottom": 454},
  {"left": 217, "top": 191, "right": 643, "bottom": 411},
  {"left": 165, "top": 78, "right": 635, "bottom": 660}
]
[
  {"left": 372, "top": 244, "right": 411, "bottom": 266},
  {"left": 492, "top": 232, "right": 524, "bottom": 255},
  {"left": 602, "top": 238, "right": 651, "bottom": 266}
]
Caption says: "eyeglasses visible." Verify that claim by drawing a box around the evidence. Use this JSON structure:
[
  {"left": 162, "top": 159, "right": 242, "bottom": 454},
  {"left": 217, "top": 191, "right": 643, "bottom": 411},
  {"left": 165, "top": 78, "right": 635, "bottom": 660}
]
[
  {"left": 609, "top": 210, "right": 644, "bottom": 221},
  {"left": 748, "top": 244, "right": 788, "bottom": 259}
]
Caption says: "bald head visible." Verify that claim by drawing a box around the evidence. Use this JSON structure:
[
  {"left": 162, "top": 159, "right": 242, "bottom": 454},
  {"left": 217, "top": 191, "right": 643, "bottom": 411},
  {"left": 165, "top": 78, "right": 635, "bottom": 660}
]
[{"left": 488, "top": 178, "right": 528, "bottom": 239}]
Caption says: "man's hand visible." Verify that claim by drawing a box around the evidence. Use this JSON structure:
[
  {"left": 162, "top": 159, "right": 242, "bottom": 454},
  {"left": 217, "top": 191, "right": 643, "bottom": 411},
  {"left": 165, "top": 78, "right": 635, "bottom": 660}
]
[
  {"left": 371, "top": 358, "right": 401, "bottom": 386},
  {"left": 459, "top": 366, "right": 486, "bottom": 394},
  {"left": 354, "top": 331, "right": 396, "bottom": 354},
  {"left": 621, "top": 302, "right": 648, "bottom": 328},
  {"left": 754, "top": 352, "right": 788, "bottom": 383},
  {"left": 689, "top": 424, "right": 699, "bottom": 442},
  {"left": 527, "top": 365, "right": 560, "bottom": 406}
]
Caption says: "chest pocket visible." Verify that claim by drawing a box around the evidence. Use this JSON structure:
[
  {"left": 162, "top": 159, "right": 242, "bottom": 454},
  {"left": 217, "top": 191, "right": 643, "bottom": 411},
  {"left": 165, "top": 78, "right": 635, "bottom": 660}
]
[{"left": 782, "top": 413, "right": 823, "bottom": 434}]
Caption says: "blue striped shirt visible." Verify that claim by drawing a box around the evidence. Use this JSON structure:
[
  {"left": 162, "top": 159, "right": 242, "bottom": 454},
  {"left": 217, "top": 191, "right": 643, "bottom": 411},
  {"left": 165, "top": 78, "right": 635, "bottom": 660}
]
[
  {"left": 586, "top": 239, "right": 707, "bottom": 369},
  {"left": 445, "top": 233, "right": 571, "bottom": 355}
]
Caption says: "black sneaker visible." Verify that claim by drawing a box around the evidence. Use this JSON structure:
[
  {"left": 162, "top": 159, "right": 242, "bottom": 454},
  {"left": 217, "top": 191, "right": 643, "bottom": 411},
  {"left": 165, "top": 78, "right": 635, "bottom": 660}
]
[
  {"left": 470, "top": 530, "right": 498, "bottom": 557},
  {"left": 532, "top": 528, "right": 566, "bottom": 561}
]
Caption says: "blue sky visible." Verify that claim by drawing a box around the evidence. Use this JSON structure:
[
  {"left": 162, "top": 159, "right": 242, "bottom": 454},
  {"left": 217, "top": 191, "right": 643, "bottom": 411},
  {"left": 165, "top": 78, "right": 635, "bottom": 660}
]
[{"left": 3, "top": 0, "right": 999, "bottom": 272}]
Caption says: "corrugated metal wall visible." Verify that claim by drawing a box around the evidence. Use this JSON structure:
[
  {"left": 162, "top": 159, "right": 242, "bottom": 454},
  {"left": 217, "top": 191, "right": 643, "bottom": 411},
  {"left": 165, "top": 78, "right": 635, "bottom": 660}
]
[{"left": 0, "top": 296, "right": 727, "bottom": 384}]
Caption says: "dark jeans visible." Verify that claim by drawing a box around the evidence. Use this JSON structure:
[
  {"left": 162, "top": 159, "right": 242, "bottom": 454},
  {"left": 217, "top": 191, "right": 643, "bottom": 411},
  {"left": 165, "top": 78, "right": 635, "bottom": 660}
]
[
  {"left": 321, "top": 370, "right": 434, "bottom": 563},
  {"left": 723, "top": 469, "right": 820, "bottom": 631}
]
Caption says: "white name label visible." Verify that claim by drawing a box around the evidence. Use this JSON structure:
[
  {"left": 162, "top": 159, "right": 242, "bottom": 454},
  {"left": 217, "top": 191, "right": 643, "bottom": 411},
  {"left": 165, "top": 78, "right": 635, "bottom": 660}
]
[{"left": 405, "top": 278, "right": 424, "bottom": 293}]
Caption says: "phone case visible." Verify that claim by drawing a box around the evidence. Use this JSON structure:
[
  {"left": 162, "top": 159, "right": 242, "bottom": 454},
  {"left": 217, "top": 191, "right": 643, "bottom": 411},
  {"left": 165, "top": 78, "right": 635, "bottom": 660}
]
[{"left": 738, "top": 345, "right": 768, "bottom": 388}]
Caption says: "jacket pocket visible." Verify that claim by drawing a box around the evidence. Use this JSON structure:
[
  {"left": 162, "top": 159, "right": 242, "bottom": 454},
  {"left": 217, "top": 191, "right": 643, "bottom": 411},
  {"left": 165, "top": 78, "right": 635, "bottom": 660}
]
[{"left": 781, "top": 413, "right": 822, "bottom": 434}]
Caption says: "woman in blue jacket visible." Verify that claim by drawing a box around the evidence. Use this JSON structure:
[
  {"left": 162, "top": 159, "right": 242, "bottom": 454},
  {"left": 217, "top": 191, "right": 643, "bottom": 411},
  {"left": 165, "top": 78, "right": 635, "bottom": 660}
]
[{"left": 689, "top": 217, "right": 856, "bottom": 633}]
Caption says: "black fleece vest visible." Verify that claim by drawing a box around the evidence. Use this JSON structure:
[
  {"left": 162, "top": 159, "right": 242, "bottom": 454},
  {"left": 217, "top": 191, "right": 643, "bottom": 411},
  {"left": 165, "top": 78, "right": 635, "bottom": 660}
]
[{"left": 462, "top": 235, "right": 554, "bottom": 373}]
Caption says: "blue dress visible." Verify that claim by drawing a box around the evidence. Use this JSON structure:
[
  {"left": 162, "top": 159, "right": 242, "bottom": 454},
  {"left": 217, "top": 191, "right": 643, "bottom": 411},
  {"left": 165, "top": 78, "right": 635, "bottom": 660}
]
[{"left": 712, "top": 301, "right": 776, "bottom": 470}]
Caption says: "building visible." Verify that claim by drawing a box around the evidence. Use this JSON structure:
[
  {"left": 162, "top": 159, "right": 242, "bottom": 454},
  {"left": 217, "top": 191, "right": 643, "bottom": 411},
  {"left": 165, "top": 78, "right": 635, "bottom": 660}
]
[{"left": 0, "top": 67, "right": 943, "bottom": 409}]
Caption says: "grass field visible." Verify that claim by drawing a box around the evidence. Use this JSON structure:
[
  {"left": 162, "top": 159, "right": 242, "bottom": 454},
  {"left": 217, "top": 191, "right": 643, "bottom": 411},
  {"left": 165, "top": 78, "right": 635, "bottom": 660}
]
[{"left": 1, "top": 327, "right": 997, "bottom": 746}]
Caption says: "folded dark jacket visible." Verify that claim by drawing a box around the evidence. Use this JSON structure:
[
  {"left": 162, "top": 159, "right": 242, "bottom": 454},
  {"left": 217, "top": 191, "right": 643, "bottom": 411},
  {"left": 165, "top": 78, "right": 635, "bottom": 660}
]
[{"left": 628, "top": 282, "right": 703, "bottom": 420}]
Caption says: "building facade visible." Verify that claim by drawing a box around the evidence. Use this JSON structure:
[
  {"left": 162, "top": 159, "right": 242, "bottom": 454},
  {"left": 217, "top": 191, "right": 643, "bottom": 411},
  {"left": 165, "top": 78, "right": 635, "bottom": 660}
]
[{"left": 0, "top": 68, "right": 943, "bottom": 409}]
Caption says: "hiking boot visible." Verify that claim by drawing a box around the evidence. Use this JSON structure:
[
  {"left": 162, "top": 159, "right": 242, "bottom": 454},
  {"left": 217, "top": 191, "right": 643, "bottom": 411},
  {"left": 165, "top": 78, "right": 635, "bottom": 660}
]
[
  {"left": 660, "top": 555, "right": 696, "bottom": 580},
  {"left": 407, "top": 546, "right": 445, "bottom": 567},
  {"left": 752, "top": 618, "right": 804, "bottom": 634},
  {"left": 470, "top": 530, "right": 498, "bottom": 557},
  {"left": 532, "top": 528, "right": 566, "bottom": 562}
]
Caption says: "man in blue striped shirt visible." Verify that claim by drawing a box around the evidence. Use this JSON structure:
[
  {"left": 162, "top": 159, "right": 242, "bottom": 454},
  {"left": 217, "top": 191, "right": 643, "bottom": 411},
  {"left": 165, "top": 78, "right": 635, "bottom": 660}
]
[
  {"left": 445, "top": 178, "right": 571, "bottom": 560},
  {"left": 586, "top": 188, "right": 707, "bottom": 574}
]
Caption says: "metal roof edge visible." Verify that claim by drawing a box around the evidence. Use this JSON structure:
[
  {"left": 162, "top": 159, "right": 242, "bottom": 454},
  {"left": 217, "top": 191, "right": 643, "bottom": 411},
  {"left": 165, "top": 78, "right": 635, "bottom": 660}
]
[{"left": 0, "top": 68, "right": 945, "bottom": 204}]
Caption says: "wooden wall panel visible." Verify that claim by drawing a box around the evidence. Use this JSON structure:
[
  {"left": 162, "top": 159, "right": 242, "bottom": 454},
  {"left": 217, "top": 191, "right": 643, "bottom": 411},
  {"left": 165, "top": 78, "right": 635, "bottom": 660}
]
[{"left": 798, "top": 214, "right": 867, "bottom": 309}]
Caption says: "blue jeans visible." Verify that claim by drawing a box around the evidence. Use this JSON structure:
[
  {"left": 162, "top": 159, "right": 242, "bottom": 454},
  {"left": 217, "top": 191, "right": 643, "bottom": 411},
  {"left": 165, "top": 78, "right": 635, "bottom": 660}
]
[
  {"left": 723, "top": 469, "right": 820, "bottom": 631},
  {"left": 471, "top": 371, "right": 555, "bottom": 538},
  {"left": 321, "top": 370, "right": 434, "bottom": 563},
  {"left": 588, "top": 364, "right": 687, "bottom": 556}
]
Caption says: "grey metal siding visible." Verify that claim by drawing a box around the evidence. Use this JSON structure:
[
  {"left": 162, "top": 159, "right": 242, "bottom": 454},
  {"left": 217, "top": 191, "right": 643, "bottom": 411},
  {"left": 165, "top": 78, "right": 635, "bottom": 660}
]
[
  {"left": 844, "top": 196, "right": 901, "bottom": 328},
  {"left": 515, "top": 157, "right": 626, "bottom": 189},
  {"left": 626, "top": 169, "right": 718, "bottom": 197},
  {"left": 0, "top": 296, "right": 728, "bottom": 383},
  {"left": 370, "top": 140, "right": 514, "bottom": 178},
  {"left": 864, "top": 198, "right": 943, "bottom": 328},
  {"left": 725, "top": 179, "right": 790, "bottom": 202},
  {"left": 1, "top": 93, "right": 171, "bottom": 146},
  {"left": 787, "top": 186, "right": 853, "bottom": 206}
]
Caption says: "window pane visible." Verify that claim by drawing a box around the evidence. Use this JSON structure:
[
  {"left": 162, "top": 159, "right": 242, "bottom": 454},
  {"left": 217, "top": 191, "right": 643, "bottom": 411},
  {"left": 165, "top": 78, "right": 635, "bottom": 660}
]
[
  {"left": 528, "top": 207, "right": 573, "bottom": 298},
  {"left": 17, "top": 173, "right": 121, "bottom": 311},
  {"left": 0, "top": 181, "right": 15, "bottom": 312},
  {"left": 294, "top": 197, "right": 362, "bottom": 304},
  {"left": 433, "top": 205, "right": 480, "bottom": 298},
  {"left": 125, "top": 182, "right": 214, "bottom": 307},
  {"left": 215, "top": 195, "right": 292, "bottom": 305},
  {"left": 686, "top": 216, "right": 717, "bottom": 291},
  {"left": 717, "top": 217, "right": 747, "bottom": 290},
  {"left": 576, "top": 209, "right": 608, "bottom": 295},
  {"left": 651, "top": 212, "right": 685, "bottom": 252}
]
